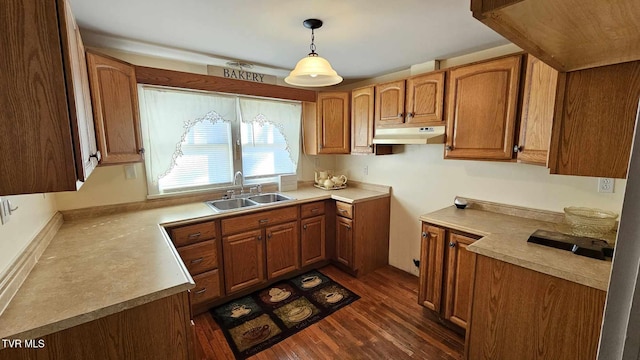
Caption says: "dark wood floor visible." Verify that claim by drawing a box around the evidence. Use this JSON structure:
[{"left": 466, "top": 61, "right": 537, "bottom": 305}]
[{"left": 194, "top": 265, "right": 464, "bottom": 360}]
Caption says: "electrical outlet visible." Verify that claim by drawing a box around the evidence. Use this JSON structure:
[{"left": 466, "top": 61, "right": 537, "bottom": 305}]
[
  {"left": 363, "top": 166, "right": 368, "bottom": 176},
  {"left": 124, "top": 165, "right": 137, "bottom": 179},
  {"left": 0, "top": 198, "right": 10, "bottom": 225},
  {"left": 598, "top": 178, "right": 614, "bottom": 193}
]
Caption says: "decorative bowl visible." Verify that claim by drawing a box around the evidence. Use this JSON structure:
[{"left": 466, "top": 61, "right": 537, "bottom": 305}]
[{"left": 563, "top": 207, "right": 618, "bottom": 237}]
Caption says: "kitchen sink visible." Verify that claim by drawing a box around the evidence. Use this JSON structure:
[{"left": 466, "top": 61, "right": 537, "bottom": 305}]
[
  {"left": 206, "top": 198, "right": 258, "bottom": 211},
  {"left": 205, "top": 192, "right": 295, "bottom": 212},
  {"left": 247, "top": 193, "right": 295, "bottom": 204}
]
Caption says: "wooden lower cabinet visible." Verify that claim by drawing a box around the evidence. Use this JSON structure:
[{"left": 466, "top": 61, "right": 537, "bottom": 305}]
[
  {"left": 1, "top": 292, "right": 194, "bottom": 360},
  {"left": 266, "top": 221, "right": 299, "bottom": 278},
  {"left": 418, "top": 222, "right": 479, "bottom": 330},
  {"left": 335, "top": 216, "right": 354, "bottom": 267},
  {"left": 466, "top": 255, "right": 606, "bottom": 360},
  {"left": 223, "top": 229, "right": 265, "bottom": 294},
  {"left": 301, "top": 215, "right": 326, "bottom": 266}
]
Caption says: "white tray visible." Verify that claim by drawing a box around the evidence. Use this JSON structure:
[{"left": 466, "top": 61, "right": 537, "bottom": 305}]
[{"left": 314, "top": 184, "right": 347, "bottom": 191}]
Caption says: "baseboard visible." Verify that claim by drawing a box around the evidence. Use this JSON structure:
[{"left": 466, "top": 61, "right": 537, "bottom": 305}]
[{"left": 0, "top": 212, "right": 63, "bottom": 315}]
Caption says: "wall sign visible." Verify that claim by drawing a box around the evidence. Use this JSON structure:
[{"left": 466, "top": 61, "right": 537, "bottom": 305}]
[{"left": 207, "top": 65, "right": 277, "bottom": 85}]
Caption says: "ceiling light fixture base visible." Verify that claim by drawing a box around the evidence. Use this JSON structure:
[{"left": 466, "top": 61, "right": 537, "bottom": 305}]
[{"left": 303, "top": 19, "right": 323, "bottom": 30}]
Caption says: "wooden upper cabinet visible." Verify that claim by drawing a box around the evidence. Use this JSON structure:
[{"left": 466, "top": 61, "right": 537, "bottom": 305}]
[
  {"left": 445, "top": 55, "right": 522, "bottom": 160},
  {"left": 86, "top": 52, "right": 144, "bottom": 164},
  {"left": 515, "top": 55, "right": 558, "bottom": 166},
  {"left": 0, "top": 0, "right": 97, "bottom": 195},
  {"left": 406, "top": 72, "right": 446, "bottom": 125},
  {"left": 443, "top": 232, "right": 476, "bottom": 329},
  {"left": 418, "top": 224, "right": 446, "bottom": 312},
  {"left": 471, "top": 0, "right": 640, "bottom": 72},
  {"left": 549, "top": 61, "right": 640, "bottom": 178},
  {"left": 351, "top": 86, "right": 376, "bottom": 153},
  {"left": 316, "top": 92, "right": 350, "bottom": 154},
  {"left": 375, "top": 81, "right": 406, "bottom": 126}
]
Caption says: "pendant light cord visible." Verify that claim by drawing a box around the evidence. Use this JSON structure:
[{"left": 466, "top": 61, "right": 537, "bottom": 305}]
[{"left": 309, "top": 29, "right": 317, "bottom": 56}]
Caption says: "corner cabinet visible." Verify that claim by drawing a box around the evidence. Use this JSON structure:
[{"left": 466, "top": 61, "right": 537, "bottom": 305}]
[
  {"left": 418, "top": 222, "right": 479, "bottom": 330},
  {"left": 0, "top": 0, "right": 98, "bottom": 195},
  {"left": 300, "top": 201, "right": 327, "bottom": 266},
  {"left": 334, "top": 197, "right": 390, "bottom": 276},
  {"left": 86, "top": 51, "right": 144, "bottom": 165},
  {"left": 444, "top": 55, "right": 522, "bottom": 161}
]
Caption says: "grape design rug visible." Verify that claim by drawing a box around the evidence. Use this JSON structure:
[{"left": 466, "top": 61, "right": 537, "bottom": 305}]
[{"left": 210, "top": 270, "right": 360, "bottom": 359}]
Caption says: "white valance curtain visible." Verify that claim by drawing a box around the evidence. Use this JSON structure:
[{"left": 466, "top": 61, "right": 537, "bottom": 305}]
[
  {"left": 138, "top": 86, "right": 237, "bottom": 195},
  {"left": 238, "top": 98, "right": 301, "bottom": 168}
]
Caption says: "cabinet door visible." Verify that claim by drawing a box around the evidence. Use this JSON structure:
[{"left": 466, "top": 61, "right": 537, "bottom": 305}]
[
  {"left": 265, "top": 221, "right": 299, "bottom": 279},
  {"left": 301, "top": 215, "right": 326, "bottom": 266},
  {"left": 317, "top": 92, "right": 350, "bottom": 154},
  {"left": 443, "top": 232, "right": 477, "bottom": 329},
  {"left": 418, "top": 224, "right": 446, "bottom": 312},
  {"left": 335, "top": 216, "right": 354, "bottom": 268},
  {"left": 375, "top": 80, "right": 406, "bottom": 126},
  {"left": 406, "top": 72, "right": 445, "bottom": 125},
  {"left": 60, "top": 0, "right": 97, "bottom": 183},
  {"left": 223, "top": 229, "right": 265, "bottom": 294},
  {"left": 548, "top": 61, "right": 640, "bottom": 178},
  {"left": 87, "top": 52, "right": 143, "bottom": 164},
  {"left": 351, "top": 86, "right": 375, "bottom": 154},
  {"left": 516, "top": 55, "right": 558, "bottom": 165},
  {"left": 445, "top": 55, "right": 522, "bottom": 160}
]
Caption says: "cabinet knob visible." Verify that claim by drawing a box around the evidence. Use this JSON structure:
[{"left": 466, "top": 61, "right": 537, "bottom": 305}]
[
  {"left": 138, "top": 148, "right": 145, "bottom": 154},
  {"left": 368, "top": 144, "right": 373, "bottom": 148},
  {"left": 407, "top": 112, "right": 414, "bottom": 118},
  {"left": 398, "top": 113, "right": 404, "bottom": 118},
  {"left": 513, "top": 145, "right": 523, "bottom": 153},
  {"left": 422, "top": 232, "right": 427, "bottom": 238},
  {"left": 89, "top": 151, "right": 102, "bottom": 162},
  {"left": 449, "top": 242, "right": 456, "bottom": 248},
  {"left": 445, "top": 145, "right": 453, "bottom": 151},
  {"left": 267, "top": 233, "right": 272, "bottom": 239},
  {"left": 303, "top": 224, "right": 307, "bottom": 230},
  {"left": 257, "top": 235, "right": 262, "bottom": 241}
]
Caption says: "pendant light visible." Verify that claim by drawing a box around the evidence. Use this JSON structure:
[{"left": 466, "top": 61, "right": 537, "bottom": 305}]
[{"left": 285, "top": 19, "right": 343, "bottom": 87}]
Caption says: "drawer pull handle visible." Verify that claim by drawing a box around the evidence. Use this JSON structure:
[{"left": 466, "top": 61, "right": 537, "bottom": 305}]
[
  {"left": 195, "top": 288, "right": 207, "bottom": 295},
  {"left": 338, "top": 209, "right": 347, "bottom": 213},
  {"left": 311, "top": 208, "right": 319, "bottom": 212},
  {"left": 259, "top": 219, "right": 269, "bottom": 224},
  {"left": 188, "top": 232, "right": 201, "bottom": 239},
  {"left": 190, "top": 258, "right": 204, "bottom": 264}
]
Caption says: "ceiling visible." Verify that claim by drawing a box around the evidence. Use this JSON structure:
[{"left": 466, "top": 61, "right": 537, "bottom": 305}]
[{"left": 71, "top": 0, "right": 509, "bottom": 80}]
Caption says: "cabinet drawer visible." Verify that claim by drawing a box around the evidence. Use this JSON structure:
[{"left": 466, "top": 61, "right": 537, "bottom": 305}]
[
  {"left": 191, "top": 269, "right": 221, "bottom": 306},
  {"left": 170, "top": 221, "right": 217, "bottom": 247},
  {"left": 222, "top": 206, "right": 298, "bottom": 235},
  {"left": 336, "top": 202, "right": 353, "bottom": 219},
  {"left": 301, "top": 201, "right": 326, "bottom": 218},
  {"left": 177, "top": 240, "right": 218, "bottom": 275}
]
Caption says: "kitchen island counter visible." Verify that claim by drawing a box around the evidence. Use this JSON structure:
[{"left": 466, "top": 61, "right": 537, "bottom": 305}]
[{"left": 420, "top": 201, "right": 613, "bottom": 291}]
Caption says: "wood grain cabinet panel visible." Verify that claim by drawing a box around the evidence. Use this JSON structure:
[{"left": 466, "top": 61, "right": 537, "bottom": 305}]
[
  {"left": 301, "top": 215, "right": 326, "bottom": 267},
  {"left": 177, "top": 240, "right": 218, "bottom": 275},
  {"left": 223, "top": 229, "right": 265, "bottom": 294},
  {"left": 418, "top": 224, "right": 446, "bottom": 312},
  {"left": 375, "top": 81, "right": 406, "bottom": 126},
  {"left": 351, "top": 86, "right": 391, "bottom": 155},
  {"left": 317, "top": 92, "right": 350, "bottom": 154},
  {"left": 170, "top": 221, "right": 217, "bottom": 247},
  {"left": 0, "top": 0, "right": 98, "bottom": 195},
  {"left": 406, "top": 72, "right": 446, "bottom": 125},
  {"left": 515, "top": 55, "right": 558, "bottom": 165},
  {"left": 191, "top": 269, "right": 223, "bottom": 307},
  {"left": 445, "top": 55, "right": 522, "bottom": 160},
  {"left": 87, "top": 51, "right": 143, "bottom": 165},
  {"left": 335, "top": 216, "right": 354, "bottom": 268},
  {"left": 443, "top": 232, "right": 476, "bottom": 328},
  {"left": 548, "top": 60, "right": 640, "bottom": 178},
  {"left": 266, "top": 221, "right": 299, "bottom": 279},
  {"left": 467, "top": 255, "right": 606, "bottom": 360}
]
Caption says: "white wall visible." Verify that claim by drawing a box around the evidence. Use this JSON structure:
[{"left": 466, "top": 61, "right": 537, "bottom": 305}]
[
  {"left": 336, "top": 146, "right": 626, "bottom": 274},
  {"left": 0, "top": 194, "right": 57, "bottom": 278}
]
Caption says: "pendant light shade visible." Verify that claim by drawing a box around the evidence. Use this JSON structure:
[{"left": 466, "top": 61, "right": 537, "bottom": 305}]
[{"left": 285, "top": 19, "right": 343, "bottom": 87}]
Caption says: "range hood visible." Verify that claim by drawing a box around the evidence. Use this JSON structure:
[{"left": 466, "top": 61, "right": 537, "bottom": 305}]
[{"left": 372, "top": 126, "right": 445, "bottom": 145}]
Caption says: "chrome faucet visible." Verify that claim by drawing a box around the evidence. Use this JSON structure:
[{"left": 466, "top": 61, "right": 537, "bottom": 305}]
[{"left": 233, "top": 171, "right": 244, "bottom": 193}]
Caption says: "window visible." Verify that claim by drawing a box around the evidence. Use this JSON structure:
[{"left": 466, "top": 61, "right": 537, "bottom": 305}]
[{"left": 138, "top": 86, "right": 301, "bottom": 196}]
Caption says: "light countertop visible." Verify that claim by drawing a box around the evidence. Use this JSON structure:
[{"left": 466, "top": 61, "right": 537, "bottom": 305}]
[
  {"left": 0, "top": 184, "right": 389, "bottom": 340},
  {"left": 420, "top": 205, "right": 613, "bottom": 291}
]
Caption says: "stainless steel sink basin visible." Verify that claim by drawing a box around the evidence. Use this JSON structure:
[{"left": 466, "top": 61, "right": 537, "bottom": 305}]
[
  {"left": 206, "top": 198, "right": 258, "bottom": 211},
  {"left": 247, "top": 193, "right": 295, "bottom": 204}
]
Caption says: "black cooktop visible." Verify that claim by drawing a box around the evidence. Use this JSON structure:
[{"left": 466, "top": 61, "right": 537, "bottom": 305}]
[{"left": 527, "top": 229, "right": 614, "bottom": 260}]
